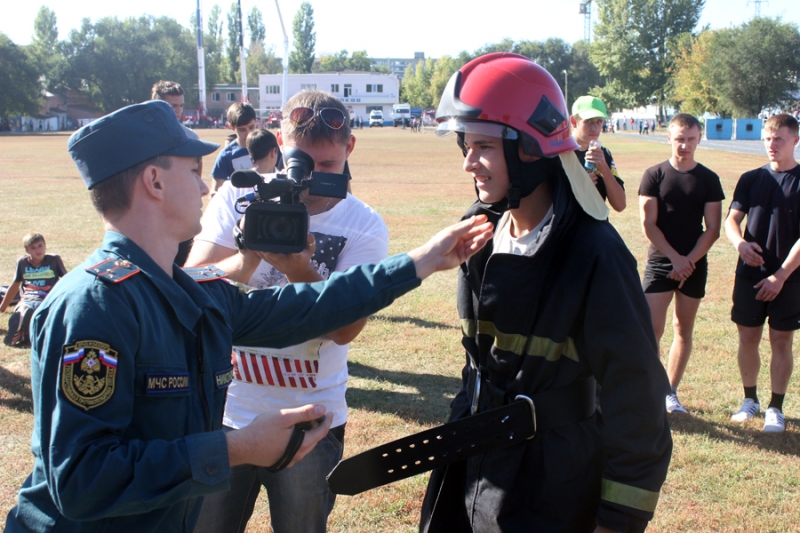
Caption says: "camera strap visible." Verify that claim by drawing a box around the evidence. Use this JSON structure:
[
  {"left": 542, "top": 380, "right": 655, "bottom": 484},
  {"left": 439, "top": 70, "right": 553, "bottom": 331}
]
[{"left": 232, "top": 219, "right": 246, "bottom": 250}]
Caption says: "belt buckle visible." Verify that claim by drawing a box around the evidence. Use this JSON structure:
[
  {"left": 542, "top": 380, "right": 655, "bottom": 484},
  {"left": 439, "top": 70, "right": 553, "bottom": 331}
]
[{"left": 514, "top": 394, "right": 537, "bottom": 440}]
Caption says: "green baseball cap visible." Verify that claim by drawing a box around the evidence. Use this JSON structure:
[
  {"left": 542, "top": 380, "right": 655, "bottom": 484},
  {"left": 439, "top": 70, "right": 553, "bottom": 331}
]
[{"left": 571, "top": 96, "right": 608, "bottom": 120}]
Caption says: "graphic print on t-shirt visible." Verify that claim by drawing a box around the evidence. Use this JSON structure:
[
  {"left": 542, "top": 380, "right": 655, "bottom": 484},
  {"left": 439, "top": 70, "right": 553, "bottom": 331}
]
[
  {"left": 232, "top": 341, "right": 323, "bottom": 388},
  {"left": 251, "top": 231, "right": 347, "bottom": 288},
  {"left": 16, "top": 255, "right": 66, "bottom": 302},
  {"left": 22, "top": 265, "right": 58, "bottom": 299},
  {"left": 238, "top": 231, "right": 348, "bottom": 389}
]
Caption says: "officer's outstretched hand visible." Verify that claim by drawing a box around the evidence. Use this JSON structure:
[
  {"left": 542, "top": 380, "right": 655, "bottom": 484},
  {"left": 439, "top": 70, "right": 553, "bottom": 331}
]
[
  {"left": 408, "top": 215, "right": 493, "bottom": 280},
  {"left": 226, "top": 404, "right": 333, "bottom": 468}
]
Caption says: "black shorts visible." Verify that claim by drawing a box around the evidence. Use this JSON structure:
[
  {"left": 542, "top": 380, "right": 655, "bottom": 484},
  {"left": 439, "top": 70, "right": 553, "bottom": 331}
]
[
  {"left": 642, "top": 258, "right": 708, "bottom": 299},
  {"left": 731, "top": 275, "right": 800, "bottom": 331}
]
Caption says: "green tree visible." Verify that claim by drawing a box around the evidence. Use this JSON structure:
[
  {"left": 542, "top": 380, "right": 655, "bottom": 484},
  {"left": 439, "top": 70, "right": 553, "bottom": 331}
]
[
  {"left": 318, "top": 50, "right": 348, "bottom": 72},
  {"left": 401, "top": 58, "right": 434, "bottom": 108},
  {"left": 203, "top": 4, "right": 226, "bottom": 90},
  {"left": 247, "top": 6, "right": 265, "bottom": 45},
  {"left": 61, "top": 16, "right": 197, "bottom": 112},
  {"left": 670, "top": 30, "right": 726, "bottom": 116},
  {"left": 348, "top": 50, "right": 371, "bottom": 71},
  {"left": 289, "top": 2, "right": 315, "bottom": 73},
  {"left": 567, "top": 40, "right": 603, "bottom": 110},
  {"left": 591, "top": 0, "right": 705, "bottom": 116},
  {"left": 710, "top": 18, "right": 800, "bottom": 117},
  {"left": 225, "top": 2, "right": 242, "bottom": 83},
  {"left": 317, "top": 50, "right": 372, "bottom": 72},
  {"left": 240, "top": 5, "right": 278, "bottom": 84},
  {"left": 428, "top": 56, "right": 460, "bottom": 108},
  {"left": 244, "top": 43, "right": 282, "bottom": 83},
  {"left": 29, "top": 7, "right": 67, "bottom": 95},
  {"left": 0, "top": 33, "right": 42, "bottom": 117},
  {"left": 474, "top": 38, "right": 515, "bottom": 55}
]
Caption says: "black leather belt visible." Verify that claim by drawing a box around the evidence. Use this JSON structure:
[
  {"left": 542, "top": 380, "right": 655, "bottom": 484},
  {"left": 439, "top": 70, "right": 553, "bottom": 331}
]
[{"left": 327, "top": 377, "right": 596, "bottom": 495}]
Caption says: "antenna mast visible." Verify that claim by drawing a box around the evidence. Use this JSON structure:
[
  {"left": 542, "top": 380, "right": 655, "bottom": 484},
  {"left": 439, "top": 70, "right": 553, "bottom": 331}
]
[
  {"left": 747, "top": 0, "right": 768, "bottom": 17},
  {"left": 196, "top": 0, "right": 207, "bottom": 118},
  {"left": 274, "top": 0, "right": 290, "bottom": 109},
  {"left": 238, "top": 0, "right": 248, "bottom": 103},
  {"left": 579, "top": 1, "right": 593, "bottom": 42}
]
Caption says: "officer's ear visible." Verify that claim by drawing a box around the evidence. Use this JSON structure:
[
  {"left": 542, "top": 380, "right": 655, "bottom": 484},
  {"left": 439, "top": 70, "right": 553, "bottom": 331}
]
[{"left": 140, "top": 164, "right": 166, "bottom": 201}]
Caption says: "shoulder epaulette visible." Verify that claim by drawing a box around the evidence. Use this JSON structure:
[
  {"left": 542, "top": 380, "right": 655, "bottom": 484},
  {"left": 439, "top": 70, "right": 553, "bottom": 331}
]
[
  {"left": 182, "top": 264, "right": 228, "bottom": 283},
  {"left": 85, "top": 258, "right": 141, "bottom": 283}
]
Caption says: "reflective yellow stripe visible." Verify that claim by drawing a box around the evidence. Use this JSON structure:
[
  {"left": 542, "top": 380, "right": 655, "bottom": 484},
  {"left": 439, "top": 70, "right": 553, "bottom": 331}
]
[
  {"left": 600, "top": 478, "right": 660, "bottom": 513},
  {"left": 461, "top": 319, "right": 579, "bottom": 362}
]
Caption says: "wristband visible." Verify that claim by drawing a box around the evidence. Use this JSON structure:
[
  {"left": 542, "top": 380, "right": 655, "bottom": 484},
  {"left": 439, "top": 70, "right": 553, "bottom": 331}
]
[{"left": 232, "top": 219, "right": 246, "bottom": 251}]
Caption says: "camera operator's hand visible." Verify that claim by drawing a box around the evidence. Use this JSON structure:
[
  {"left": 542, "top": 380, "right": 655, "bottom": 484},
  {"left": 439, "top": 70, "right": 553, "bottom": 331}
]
[
  {"left": 256, "top": 233, "right": 321, "bottom": 283},
  {"left": 408, "top": 215, "right": 494, "bottom": 280}
]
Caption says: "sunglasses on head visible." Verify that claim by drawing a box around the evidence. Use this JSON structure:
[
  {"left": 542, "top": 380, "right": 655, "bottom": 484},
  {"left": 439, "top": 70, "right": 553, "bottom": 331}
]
[{"left": 288, "top": 107, "right": 347, "bottom": 130}]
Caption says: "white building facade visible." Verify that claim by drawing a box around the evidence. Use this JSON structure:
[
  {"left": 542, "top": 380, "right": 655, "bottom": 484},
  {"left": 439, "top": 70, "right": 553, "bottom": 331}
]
[{"left": 259, "top": 72, "right": 400, "bottom": 124}]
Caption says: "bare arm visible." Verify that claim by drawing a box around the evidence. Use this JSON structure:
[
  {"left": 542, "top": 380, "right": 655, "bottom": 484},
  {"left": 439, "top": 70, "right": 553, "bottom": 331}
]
[
  {"left": 686, "top": 201, "right": 722, "bottom": 264},
  {"left": 639, "top": 196, "right": 694, "bottom": 279},
  {"left": 600, "top": 170, "right": 627, "bottom": 213},
  {"left": 724, "top": 208, "right": 764, "bottom": 267},
  {"left": 253, "top": 236, "right": 369, "bottom": 345},
  {"left": 0, "top": 280, "right": 21, "bottom": 313},
  {"left": 212, "top": 178, "right": 226, "bottom": 193},
  {"left": 185, "top": 240, "right": 262, "bottom": 283},
  {"left": 187, "top": 237, "right": 368, "bottom": 345},
  {"left": 753, "top": 235, "right": 800, "bottom": 301},
  {"left": 407, "top": 215, "right": 494, "bottom": 279},
  {"left": 587, "top": 146, "right": 626, "bottom": 212}
]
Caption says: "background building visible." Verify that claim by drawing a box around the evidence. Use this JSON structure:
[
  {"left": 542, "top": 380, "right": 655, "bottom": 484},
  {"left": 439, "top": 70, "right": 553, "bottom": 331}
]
[
  {"left": 258, "top": 72, "right": 400, "bottom": 124},
  {"left": 369, "top": 52, "right": 425, "bottom": 80},
  {"left": 204, "top": 83, "right": 260, "bottom": 122}
]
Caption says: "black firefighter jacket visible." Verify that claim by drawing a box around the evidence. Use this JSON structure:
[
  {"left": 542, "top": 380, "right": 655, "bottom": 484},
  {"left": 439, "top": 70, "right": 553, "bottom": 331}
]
[{"left": 421, "top": 171, "right": 672, "bottom": 533}]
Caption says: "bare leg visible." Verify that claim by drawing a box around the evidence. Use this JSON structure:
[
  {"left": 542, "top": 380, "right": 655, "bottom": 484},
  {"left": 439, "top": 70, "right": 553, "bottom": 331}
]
[
  {"left": 645, "top": 291, "right": 675, "bottom": 357},
  {"left": 737, "top": 324, "right": 763, "bottom": 388},
  {"left": 665, "top": 292, "right": 702, "bottom": 389},
  {"left": 768, "top": 328, "right": 794, "bottom": 395}
]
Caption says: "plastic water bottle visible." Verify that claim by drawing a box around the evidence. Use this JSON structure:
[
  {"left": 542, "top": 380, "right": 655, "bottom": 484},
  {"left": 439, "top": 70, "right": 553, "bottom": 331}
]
[{"left": 585, "top": 140, "right": 600, "bottom": 171}]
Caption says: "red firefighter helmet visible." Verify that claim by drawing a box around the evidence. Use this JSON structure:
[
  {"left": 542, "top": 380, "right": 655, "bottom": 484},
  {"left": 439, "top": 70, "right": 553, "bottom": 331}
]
[{"left": 436, "top": 53, "right": 578, "bottom": 157}]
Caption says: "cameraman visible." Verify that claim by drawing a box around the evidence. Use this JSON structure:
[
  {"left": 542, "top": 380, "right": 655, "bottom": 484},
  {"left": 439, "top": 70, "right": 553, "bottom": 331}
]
[{"left": 187, "top": 90, "right": 388, "bottom": 533}]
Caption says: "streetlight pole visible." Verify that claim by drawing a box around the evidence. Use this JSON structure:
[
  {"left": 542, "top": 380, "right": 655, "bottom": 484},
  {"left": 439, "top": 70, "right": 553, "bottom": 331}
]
[{"left": 562, "top": 70, "right": 569, "bottom": 109}]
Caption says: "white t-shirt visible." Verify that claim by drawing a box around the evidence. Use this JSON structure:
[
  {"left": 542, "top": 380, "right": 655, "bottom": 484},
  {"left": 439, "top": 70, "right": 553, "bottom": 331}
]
[
  {"left": 492, "top": 205, "right": 554, "bottom": 256},
  {"left": 195, "top": 181, "right": 389, "bottom": 428}
]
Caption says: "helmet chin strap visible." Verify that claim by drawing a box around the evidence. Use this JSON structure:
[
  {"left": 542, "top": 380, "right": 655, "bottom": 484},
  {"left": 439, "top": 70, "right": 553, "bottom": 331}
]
[{"left": 502, "top": 138, "right": 555, "bottom": 209}]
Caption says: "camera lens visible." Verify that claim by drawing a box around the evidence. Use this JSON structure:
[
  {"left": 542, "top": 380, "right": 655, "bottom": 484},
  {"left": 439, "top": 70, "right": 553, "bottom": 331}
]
[{"left": 263, "top": 216, "right": 298, "bottom": 241}]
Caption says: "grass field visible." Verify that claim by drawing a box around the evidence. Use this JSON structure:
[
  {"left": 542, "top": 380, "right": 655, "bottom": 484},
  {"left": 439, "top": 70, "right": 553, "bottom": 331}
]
[{"left": 1, "top": 127, "right": 800, "bottom": 532}]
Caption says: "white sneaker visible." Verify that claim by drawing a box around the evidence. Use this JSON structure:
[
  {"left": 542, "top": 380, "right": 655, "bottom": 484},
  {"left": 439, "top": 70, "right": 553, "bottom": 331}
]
[
  {"left": 763, "top": 407, "right": 785, "bottom": 433},
  {"left": 731, "top": 398, "right": 760, "bottom": 422},
  {"left": 666, "top": 393, "right": 688, "bottom": 414}
]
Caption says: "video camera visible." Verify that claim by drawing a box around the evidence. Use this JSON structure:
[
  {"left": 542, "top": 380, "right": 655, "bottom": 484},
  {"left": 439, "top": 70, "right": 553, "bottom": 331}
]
[{"left": 231, "top": 147, "right": 349, "bottom": 253}]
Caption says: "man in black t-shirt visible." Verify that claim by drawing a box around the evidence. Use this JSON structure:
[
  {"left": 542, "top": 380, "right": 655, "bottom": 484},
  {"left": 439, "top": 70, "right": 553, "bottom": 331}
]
[
  {"left": 725, "top": 113, "right": 800, "bottom": 433},
  {"left": 638, "top": 113, "right": 725, "bottom": 415}
]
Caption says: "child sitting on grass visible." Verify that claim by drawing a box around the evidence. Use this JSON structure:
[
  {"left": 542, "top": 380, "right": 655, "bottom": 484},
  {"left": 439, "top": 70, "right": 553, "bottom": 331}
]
[{"left": 1, "top": 233, "right": 67, "bottom": 347}]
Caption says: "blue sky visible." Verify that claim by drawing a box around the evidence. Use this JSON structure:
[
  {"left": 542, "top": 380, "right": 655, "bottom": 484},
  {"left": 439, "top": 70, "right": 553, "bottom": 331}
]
[{"left": 4, "top": 0, "right": 800, "bottom": 59}]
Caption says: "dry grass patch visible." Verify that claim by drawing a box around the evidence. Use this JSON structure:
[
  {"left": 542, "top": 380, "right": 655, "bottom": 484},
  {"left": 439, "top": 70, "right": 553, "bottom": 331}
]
[{"left": 2, "top": 128, "right": 800, "bottom": 532}]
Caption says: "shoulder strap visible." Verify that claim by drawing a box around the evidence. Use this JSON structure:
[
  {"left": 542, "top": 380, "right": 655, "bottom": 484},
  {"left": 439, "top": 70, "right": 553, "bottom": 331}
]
[
  {"left": 85, "top": 258, "right": 141, "bottom": 283},
  {"left": 182, "top": 265, "right": 228, "bottom": 283}
]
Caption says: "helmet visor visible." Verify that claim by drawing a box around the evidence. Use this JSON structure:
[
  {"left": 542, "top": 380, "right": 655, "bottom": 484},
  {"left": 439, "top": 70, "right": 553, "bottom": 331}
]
[{"left": 435, "top": 119, "right": 518, "bottom": 140}]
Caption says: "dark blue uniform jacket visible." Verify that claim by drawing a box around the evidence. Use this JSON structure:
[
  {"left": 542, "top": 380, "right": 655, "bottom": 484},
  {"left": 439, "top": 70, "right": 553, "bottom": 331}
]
[{"left": 6, "top": 231, "right": 420, "bottom": 533}]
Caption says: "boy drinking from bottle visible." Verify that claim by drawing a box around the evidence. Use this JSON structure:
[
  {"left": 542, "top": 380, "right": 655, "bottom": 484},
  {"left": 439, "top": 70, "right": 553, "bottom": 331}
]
[{"left": 570, "top": 96, "right": 626, "bottom": 212}]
